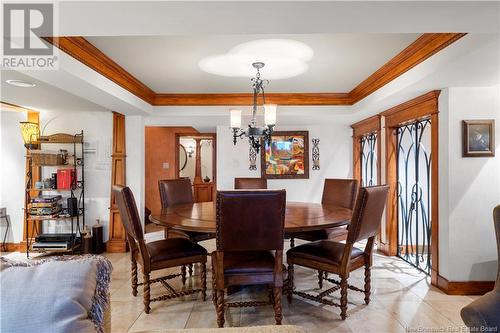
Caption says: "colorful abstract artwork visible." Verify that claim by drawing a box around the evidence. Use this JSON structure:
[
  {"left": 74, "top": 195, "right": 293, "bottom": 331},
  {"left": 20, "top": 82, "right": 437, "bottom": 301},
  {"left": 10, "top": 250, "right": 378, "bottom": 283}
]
[{"left": 261, "top": 131, "right": 309, "bottom": 179}]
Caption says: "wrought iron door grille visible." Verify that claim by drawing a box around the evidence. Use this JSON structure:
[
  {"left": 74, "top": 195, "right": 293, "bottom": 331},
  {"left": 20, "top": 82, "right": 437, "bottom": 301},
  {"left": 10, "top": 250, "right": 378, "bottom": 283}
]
[
  {"left": 360, "top": 133, "right": 377, "bottom": 187},
  {"left": 396, "top": 118, "right": 432, "bottom": 275}
]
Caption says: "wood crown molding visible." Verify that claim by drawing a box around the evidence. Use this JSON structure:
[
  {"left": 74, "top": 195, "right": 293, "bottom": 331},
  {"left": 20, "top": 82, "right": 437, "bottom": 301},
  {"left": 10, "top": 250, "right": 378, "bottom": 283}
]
[
  {"left": 153, "top": 93, "right": 351, "bottom": 106},
  {"left": 381, "top": 90, "right": 441, "bottom": 127},
  {"left": 44, "top": 37, "right": 155, "bottom": 104},
  {"left": 437, "top": 275, "right": 495, "bottom": 295},
  {"left": 351, "top": 115, "right": 381, "bottom": 137},
  {"left": 348, "top": 33, "right": 465, "bottom": 103},
  {"left": 45, "top": 34, "right": 465, "bottom": 106}
]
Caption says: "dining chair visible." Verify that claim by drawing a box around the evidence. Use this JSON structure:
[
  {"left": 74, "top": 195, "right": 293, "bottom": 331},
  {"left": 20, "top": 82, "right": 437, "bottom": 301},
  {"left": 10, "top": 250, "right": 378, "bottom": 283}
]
[
  {"left": 113, "top": 185, "right": 207, "bottom": 314},
  {"left": 234, "top": 177, "right": 268, "bottom": 189},
  {"left": 212, "top": 190, "right": 286, "bottom": 327},
  {"left": 289, "top": 178, "right": 359, "bottom": 247},
  {"left": 159, "top": 179, "right": 215, "bottom": 275},
  {"left": 286, "top": 185, "right": 389, "bottom": 320}
]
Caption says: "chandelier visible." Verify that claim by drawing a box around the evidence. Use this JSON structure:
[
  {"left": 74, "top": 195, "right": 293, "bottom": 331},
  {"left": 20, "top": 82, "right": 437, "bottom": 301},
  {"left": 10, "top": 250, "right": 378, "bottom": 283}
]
[{"left": 230, "top": 62, "right": 276, "bottom": 153}]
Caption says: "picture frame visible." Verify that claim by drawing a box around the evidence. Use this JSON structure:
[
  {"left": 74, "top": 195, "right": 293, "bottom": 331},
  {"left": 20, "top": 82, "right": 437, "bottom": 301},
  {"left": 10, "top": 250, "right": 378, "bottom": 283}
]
[
  {"left": 462, "top": 120, "right": 495, "bottom": 157},
  {"left": 261, "top": 131, "right": 309, "bottom": 179}
]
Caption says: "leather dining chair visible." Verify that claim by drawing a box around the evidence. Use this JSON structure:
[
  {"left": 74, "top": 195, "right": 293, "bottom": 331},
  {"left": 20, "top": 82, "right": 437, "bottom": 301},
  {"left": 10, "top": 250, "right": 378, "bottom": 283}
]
[
  {"left": 286, "top": 185, "right": 388, "bottom": 320},
  {"left": 212, "top": 190, "right": 286, "bottom": 327},
  {"left": 461, "top": 205, "right": 500, "bottom": 330},
  {"left": 234, "top": 177, "right": 268, "bottom": 189},
  {"left": 158, "top": 179, "right": 214, "bottom": 265},
  {"left": 159, "top": 178, "right": 214, "bottom": 277},
  {"left": 290, "top": 178, "right": 359, "bottom": 247},
  {"left": 113, "top": 185, "right": 207, "bottom": 314}
]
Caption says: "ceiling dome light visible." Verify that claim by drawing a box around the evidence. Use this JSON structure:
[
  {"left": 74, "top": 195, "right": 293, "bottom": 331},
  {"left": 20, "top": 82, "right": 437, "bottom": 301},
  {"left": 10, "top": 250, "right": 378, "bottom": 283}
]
[
  {"left": 6, "top": 79, "right": 36, "bottom": 88},
  {"left": 199, "top": 39, "right": 313, "bottom": 80}
]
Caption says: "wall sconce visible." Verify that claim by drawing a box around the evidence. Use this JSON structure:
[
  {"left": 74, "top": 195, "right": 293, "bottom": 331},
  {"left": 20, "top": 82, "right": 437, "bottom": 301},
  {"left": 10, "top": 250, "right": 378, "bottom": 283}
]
[
  {"left": 19, "top": 121, "right": 39, "bottom": 150},
  {"left": 187, "top": 146, "right": 195, "bottom": 158}
]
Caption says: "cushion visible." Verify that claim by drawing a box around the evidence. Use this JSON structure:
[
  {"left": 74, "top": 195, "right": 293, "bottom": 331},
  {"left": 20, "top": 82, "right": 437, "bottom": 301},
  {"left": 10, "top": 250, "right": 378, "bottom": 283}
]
[
  {"left": 293, "top": 226, "right": 348, "bottom": 242},
  {"left": 223, "top": 251, "right": 275, "bottom": 275},
  {"left": 287, "top": 240, "right": 364, "bottom": 266},
  {"left": 147, "top": 238, "right": 207, "bottom": 264},
  {"left": 0, "top": 255, "right": 112, "bottom": 333}
]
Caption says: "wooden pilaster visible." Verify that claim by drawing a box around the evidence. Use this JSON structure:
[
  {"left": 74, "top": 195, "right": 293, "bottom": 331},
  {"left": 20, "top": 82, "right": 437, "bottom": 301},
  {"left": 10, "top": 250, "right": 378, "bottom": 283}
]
[{"left": 107, "top": 112, "right": 127, "bottom": 253}]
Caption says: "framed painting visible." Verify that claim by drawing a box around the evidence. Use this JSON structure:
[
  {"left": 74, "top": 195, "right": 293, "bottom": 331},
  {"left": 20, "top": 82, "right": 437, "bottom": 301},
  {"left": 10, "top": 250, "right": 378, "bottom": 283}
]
[
  {"left": 462, "top": 120, "right": 495, "bottom": 157},
  {"left": 261, "top": 131, "right": 309, "bottom": 179}
]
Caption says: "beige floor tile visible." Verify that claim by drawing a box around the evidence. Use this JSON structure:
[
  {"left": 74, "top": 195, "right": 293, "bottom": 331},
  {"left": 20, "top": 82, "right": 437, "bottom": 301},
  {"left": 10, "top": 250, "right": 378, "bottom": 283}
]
[
  {"left": 346, "top": 309, "right": 406, "bottom": 333},
  {"left": 110, "top": 300, "right": 144, "bottom": 332},
  {"left": 128, "top": 299, "right": 196, "bottom": 332},
  {"left": 386, "top": 300, "right": 454, "bottom": 330},
  {"left": 424, "top": 299, "right": 472, "bottom": 326}
]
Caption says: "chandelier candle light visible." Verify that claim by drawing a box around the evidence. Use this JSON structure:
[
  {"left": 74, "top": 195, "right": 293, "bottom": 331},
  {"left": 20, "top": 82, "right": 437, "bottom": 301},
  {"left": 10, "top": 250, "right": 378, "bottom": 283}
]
[{"left": 230, "top": 62, "right": 277, "bottom": 153}]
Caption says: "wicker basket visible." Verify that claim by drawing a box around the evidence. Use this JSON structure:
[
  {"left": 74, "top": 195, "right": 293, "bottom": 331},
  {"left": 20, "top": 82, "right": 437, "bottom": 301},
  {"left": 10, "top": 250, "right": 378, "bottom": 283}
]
[{"left": 30, "top": 151, "right": 65, "bottom": 166}]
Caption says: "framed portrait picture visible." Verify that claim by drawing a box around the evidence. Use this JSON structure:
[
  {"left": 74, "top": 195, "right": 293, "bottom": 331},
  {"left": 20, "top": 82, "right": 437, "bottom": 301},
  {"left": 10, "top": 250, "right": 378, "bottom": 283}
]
[
  {"left": 462, "top": 120, "right": 495, "bottom": 157},
  {"left": 261, "top": 131, "right": 309, "bottom": 179}
]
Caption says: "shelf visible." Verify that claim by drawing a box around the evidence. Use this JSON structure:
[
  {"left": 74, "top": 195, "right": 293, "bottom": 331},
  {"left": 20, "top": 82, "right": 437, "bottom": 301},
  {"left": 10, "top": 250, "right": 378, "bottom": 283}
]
[
  {"left": 27, "top": 187, "right": 82, "bottom": 192},
  {"left": 31, "top": 164, "right": 83, "bottom": 168},
  {"left": 30, "top": 243, "right": 81, "bottom": 253},
  {"left": 27, "top": 214, "right": 83, "bottom": 221}
]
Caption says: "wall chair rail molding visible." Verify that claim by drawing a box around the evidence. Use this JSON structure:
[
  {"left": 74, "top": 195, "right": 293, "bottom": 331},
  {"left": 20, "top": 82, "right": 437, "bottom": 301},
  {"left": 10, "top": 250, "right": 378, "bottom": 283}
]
[{"left": 44, "top": 34, "right": 465, "bottom": 106}]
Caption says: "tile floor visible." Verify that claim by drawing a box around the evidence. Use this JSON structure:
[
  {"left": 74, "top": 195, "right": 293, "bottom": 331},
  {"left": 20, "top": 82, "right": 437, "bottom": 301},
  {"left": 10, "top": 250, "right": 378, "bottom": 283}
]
[{"left": 102, "top": 235, "right": 473, "bottom": 333}]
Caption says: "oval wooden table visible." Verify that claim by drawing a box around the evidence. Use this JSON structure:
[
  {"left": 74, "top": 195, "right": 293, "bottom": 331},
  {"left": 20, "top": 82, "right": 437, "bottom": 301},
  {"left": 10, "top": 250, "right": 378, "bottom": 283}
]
[{"left": 149, "top": 201, "right": 352, "bottom": 234}]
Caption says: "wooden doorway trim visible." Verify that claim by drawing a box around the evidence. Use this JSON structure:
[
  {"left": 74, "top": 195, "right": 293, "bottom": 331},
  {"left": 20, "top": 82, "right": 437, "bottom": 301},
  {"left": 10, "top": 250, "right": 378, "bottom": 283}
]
[
  {"left": 380, "top": 90, "right": 440, "bottom": 284},
  {"left": 107, "top": 112, "right": 127, "bottom": 253},
  {"left": 175, "top": 133, "right": 217, "bottom": 201}
]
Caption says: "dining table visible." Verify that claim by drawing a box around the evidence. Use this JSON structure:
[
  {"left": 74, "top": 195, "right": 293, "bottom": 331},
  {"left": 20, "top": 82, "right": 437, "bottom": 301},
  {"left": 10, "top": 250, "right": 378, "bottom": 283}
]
[{"left": 149, "top": 201, "right": 353, "bottom": 235}]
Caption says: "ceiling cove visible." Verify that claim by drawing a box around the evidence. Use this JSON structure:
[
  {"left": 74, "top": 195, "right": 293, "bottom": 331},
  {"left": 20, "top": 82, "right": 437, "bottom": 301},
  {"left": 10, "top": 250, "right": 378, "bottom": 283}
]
[{"left": 44, "top": 33, "right": 466, "bottom": 107}]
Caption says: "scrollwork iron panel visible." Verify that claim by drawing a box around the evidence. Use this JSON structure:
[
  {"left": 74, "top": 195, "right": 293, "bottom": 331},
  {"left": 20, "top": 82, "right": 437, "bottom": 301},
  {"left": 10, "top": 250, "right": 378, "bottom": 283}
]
[
  {"left": 360, "top": 133, "right": 377, "bottom": 187},
  {"left": 396, "top": 119, "right": 432, "bottom": 275},
  {"left": 312, "top": 138, "right": 320, "bottom": 170}
]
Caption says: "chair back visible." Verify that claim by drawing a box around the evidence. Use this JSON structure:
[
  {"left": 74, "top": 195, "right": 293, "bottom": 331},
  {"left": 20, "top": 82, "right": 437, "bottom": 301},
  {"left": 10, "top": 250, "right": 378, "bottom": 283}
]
[
  {"left": 346, "top": 185, "right": 389, "bottom": 244},
  {"left": 216, "top": 190, "right": 286, "bottom": 252},
  {"left": 494, "top": 205, "right": 500, "bottom": 288},
  {"left": 234, "top": 177, "right": 268, "bottom": 190},
  {"left": 322, "top": 178, "right": 359, "bottom": 209},
  {"left": 113, "top": 185, "right": 145, "bottom": 243},
  {"left": 158, "top": 178, "right": 194, "bottom": 208}
]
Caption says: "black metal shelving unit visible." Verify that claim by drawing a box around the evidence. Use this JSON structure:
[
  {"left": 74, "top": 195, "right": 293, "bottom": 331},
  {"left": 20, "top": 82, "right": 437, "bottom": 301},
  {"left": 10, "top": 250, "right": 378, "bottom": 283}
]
[{"left": 24, "top": 131, "right": 85, "bottom": 257}]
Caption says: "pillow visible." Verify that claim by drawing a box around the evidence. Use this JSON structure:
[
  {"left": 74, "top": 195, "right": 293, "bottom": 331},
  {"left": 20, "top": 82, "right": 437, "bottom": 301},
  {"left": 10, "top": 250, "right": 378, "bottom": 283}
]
[{"left": 0, "top": 255, "right": 112, "bottom": 333}]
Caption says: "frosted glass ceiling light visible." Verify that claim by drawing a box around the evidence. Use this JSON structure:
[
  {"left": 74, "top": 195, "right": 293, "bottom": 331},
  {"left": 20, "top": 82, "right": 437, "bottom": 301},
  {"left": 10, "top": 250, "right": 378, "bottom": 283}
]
[{"left": 199, "top": 39, "right": 313, "bottom": 79}]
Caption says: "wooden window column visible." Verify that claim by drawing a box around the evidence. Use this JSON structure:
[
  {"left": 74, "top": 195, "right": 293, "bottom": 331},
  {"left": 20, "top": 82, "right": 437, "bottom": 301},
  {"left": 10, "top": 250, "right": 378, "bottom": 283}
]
[
  {"left": 107, "top": 112, "right": 127, "bottom": 253},
  {"left": 351, "top": 115, "right": 382, "bottom": 184}
]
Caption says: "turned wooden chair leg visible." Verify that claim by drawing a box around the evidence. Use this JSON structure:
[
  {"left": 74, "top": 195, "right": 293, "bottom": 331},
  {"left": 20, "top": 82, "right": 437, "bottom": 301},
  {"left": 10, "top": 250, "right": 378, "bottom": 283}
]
[
  {"left": 268, "top": 286, "right": 275, "bottom": 304},
  {"left": 364, "top": 264, "right": 371, "bottom": 305},
  {"left": 143, "top": 271, "right": 151, "bottom": 314},
  {"left": 287, "top": 264, "right": 294, "bottom": 304},
  {"left": 189, "top": 263, "right": 193, "bottom": 276},
  {"left": 340, "top": 276, "right": 348, "bottom": 320},
  {"left": 131, "top": 259, "right": 138, "bottom": 296},
  {"left": 273, "top": 287, "right": 283, "bottom": 325},
  {"left": 211, "top": 265, "right": 217, "bottom": 306},
  {"left": 290, "top": 237, "right": 295, "bottom": 248},
  {"left": 318, "top": 270, "right": 324, "bottom": 289},
  {"left": 216, "top": 289, "right": 225, "bottom": 328},
  {"left": 201, "top": 262, "right": 207, "bottom": 301},
  {"left": 181, "top": 265, "right": 187, "bottom": 285}
]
